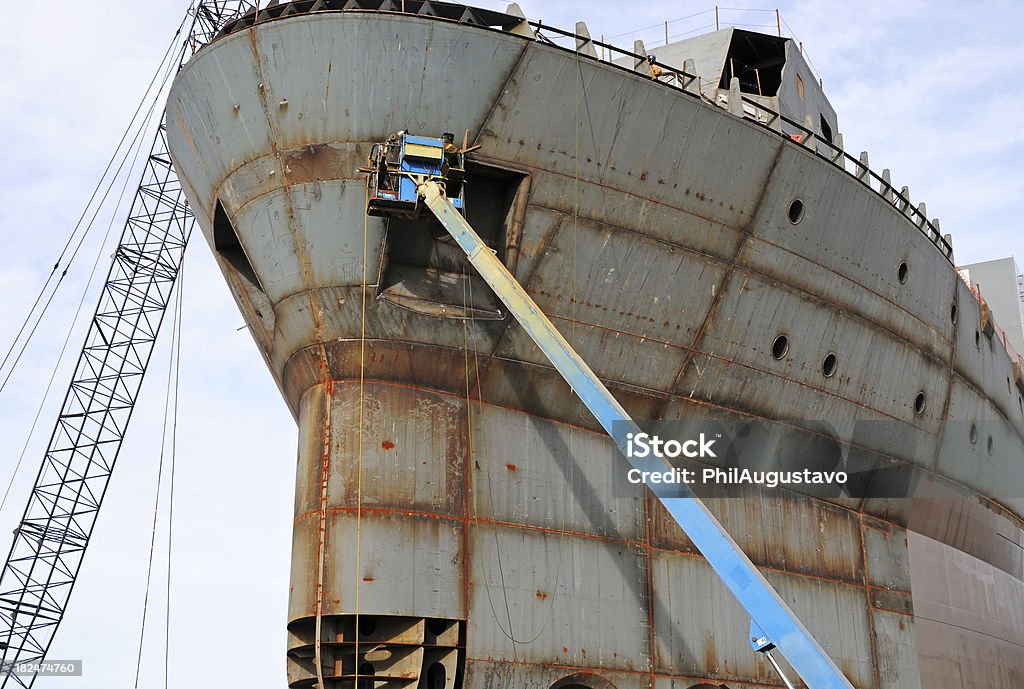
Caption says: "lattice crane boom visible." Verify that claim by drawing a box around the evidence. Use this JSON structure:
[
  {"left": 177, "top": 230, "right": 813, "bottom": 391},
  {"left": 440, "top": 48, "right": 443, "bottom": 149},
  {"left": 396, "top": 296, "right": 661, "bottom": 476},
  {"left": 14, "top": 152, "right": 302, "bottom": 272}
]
[
  {"left": 0, "top": 2, "right": 255, "bottom": 685},
  {"left": 0, "top": 121, "right": 191, "bottom": 689}
]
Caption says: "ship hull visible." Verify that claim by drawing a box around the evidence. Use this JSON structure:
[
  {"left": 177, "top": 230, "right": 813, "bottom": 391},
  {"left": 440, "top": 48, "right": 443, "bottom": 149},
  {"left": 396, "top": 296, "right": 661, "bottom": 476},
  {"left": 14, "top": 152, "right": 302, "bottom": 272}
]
[{"left": 167, "top": 8, "right": 1024, "bottom": 689}]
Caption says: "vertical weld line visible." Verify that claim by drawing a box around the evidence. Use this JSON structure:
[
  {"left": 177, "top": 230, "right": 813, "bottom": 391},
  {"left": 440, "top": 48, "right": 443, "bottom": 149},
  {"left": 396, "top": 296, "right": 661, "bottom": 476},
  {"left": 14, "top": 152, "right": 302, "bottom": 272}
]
[
  {"left": 311, "top": 184, "right": 339, "bottom": 689},
  {"left": 314, "top": 379, "right": 333, "bottom": 689},
  {"left": 929, "top": 281, "right": 960, "bottom": 473},
  {"left": 463, "top": 278, "right": 475, "bottom": 637},
  {"left": 859, "top": 513, "right": 881, "bottom": 689},
  {"left": 644, "top": 495, "right": 656, "bottom": 686},
  {"left": 463, "top": 285, "right": 481, "bottom": 648},
  {"left": 462, "top": 269, "right": 477, "bottom": 660},
  {"left": 462, "top": 335, "right": 473, "bottom": 664},
  {"left": 658, "top": 140, "right": 786, "bottom": 418}
]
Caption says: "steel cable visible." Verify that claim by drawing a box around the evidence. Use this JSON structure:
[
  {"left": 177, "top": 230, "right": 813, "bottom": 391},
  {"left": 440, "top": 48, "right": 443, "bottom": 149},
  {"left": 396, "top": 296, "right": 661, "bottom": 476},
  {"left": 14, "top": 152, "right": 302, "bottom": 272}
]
[
  {"left": 0, "top": 11, "right": 192, "bottom": 394},
  {"left": 463, "top": 48, "right": 583, "bottom": 645},
  {"left": 0, "top": 27, "right": 190, "bottom": 515},
  {"left": 164, "top": 257, "right": 184, "bottom": 689},
  {"left": 132, "top": 260, "right": 185, "bottom": 689}
]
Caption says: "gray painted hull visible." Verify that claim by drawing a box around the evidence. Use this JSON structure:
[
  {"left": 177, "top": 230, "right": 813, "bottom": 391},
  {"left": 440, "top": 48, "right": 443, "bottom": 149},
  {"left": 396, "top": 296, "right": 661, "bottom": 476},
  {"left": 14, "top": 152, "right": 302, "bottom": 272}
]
[{"left": 166, "top": 9, "right": 1024, "bottom": 689}]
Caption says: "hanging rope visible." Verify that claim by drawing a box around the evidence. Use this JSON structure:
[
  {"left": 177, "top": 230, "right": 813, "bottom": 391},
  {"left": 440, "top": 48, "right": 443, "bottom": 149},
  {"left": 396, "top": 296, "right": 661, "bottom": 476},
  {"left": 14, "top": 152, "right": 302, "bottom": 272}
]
[
  {"left": 131, "top": 261, "right": 184, "bottom": 688},
  {"left": 464, "top": 260, "right": 571, "bottom": 649},
  {"left": 0, "top": 10, "right": 192, "bottom": 396},
  {"left": 164, "top": 256, "right": 185, "bottom": 689},
  {"left": 130, "top": 254, "right": 185, "bottom": 688},
  {"left": 354, "top": 160, "right": 371, "bottom": 689},
  {"left": 0, "top": 18, "right": 192, "bottom": 518},
  {"left": 460, "top": 273, "right": 514, "bottom": 658}
]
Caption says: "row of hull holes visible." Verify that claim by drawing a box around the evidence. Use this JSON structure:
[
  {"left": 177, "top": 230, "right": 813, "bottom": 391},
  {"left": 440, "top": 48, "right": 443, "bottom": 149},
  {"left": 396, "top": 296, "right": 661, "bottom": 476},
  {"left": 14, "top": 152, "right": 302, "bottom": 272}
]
[
  {"left": 786, "top": 201, "right": 964, "bottom": 321},
  {"left": 969, "top": 423, "right": 996, "bottom": 455},
  {"left": 785, "top": 200, "right": 1017, "bottom": 446},
  {"left": 772, "top": 334, "right": 926, "bottom": 414},
  {"left": 975, "top": 332, "right": 1024, "bottom": 419},
  {"left": 773, "top": 331, "right": 1003, "bottom": 453},
  {"left": 788, "top": 199, "right": 912, "bottom": 287}
]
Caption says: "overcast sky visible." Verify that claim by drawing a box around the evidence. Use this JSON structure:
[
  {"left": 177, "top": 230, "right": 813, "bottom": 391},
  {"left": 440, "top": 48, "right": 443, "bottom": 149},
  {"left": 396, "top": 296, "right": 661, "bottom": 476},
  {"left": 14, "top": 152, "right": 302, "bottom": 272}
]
[{"left": 1, "top": 1, "right": 1022, "bottom": 687}]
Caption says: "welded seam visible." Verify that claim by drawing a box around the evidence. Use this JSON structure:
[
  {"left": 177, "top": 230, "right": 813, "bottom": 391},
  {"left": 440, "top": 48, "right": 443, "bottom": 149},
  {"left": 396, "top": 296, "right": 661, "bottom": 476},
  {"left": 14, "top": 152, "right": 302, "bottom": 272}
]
[
  {"left": 458, "top": 36, "right": 543, "bottom": 395},
  {"left": 352, "top": 174, "right": 370, "bottom": 689},
  {"left": 910, "top": 613, "right": 1024, "bottom": 648},
  {"left": 471, "top": 40, "right": 532, "bottom": 148},
  {"left": 643, "top": 484, "right": 657, "bottom": 684},
  {"left": 313, "top": 381, "right": 333, "bottom": 689},
  {"left": 929, "top": 282, "right": 961, "bottom": 474},
  {"left": 281, "top": 295, "right": 945, "bottom": 430},
  {"left": 659, "top": 140, "right": 784, "bottom": 418},
  {"left": 247, "top": 26, "right": 334, "bottom": 686},
  {"left": 466, "top": 214, "right": 566, "bottom": 398},
  {"left": 471, "top": 646, "right": 835, "bottom": 687},
  {"left": 858, "top": 513, "right": 882, "bottom": 689},
  {"left": 291, "top": 504, "right": 877, "bottom": 590},
  {"left": 246, "top": 26, "right": 330, "bottom": 376},
  {"left": 282, "top": 362, "right": 968, "bottom": 483},
  {"left": 522, "top": 167, "right": 951, "bottom": 348}
]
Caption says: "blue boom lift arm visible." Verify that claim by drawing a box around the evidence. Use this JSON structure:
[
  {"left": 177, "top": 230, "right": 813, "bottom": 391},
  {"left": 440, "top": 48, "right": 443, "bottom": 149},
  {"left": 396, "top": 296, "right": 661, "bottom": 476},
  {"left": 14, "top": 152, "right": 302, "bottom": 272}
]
[{"left": 365, "top": 134, "right": 854, "bottom": 689}]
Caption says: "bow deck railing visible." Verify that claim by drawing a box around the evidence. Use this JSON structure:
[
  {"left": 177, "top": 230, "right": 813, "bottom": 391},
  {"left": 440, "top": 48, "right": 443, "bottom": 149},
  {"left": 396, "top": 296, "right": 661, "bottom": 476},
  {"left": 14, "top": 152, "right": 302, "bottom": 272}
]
[
  {"left": 203, "top": 0, "right": 954, "bottom": 265},
  {"left": 527, "top": 19, "right": 955, "bottom": 265}
]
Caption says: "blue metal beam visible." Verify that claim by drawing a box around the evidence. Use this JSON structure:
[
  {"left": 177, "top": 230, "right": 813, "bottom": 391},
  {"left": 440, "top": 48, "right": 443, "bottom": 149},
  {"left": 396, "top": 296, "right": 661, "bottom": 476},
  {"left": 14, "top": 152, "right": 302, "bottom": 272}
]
[{"left": 417, "top": 180, "right": 855, "bottom": 689}]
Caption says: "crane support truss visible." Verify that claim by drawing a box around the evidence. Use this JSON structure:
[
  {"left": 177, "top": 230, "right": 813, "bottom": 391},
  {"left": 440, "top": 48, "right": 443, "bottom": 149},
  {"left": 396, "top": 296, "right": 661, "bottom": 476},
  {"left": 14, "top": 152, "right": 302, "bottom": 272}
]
[
  {"left": 0, "top": 124, "right": 191, "bottom": 686},
  {"left": 0, "top": 6, "right": 253, "bottom": 685},
  {"left": 190, "top": 0, "right": 257, "bottom": 47}
]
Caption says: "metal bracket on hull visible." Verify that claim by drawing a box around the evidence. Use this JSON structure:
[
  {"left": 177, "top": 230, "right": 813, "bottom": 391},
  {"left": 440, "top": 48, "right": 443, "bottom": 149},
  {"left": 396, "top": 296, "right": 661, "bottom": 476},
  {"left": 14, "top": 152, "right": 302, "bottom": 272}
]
[
  {"left": 404, "top": 179, "right": 855, "bottom": 689},
  {"left": 750, "top": 620, "right": 797, "bottom": 689}
]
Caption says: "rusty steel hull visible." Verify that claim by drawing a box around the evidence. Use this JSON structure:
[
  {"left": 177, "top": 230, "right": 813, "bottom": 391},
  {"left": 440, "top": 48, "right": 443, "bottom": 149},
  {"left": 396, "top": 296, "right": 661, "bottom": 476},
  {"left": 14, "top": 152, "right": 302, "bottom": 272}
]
[{"left": 166, "top": 8, "right": 1024, "bottom": 689}]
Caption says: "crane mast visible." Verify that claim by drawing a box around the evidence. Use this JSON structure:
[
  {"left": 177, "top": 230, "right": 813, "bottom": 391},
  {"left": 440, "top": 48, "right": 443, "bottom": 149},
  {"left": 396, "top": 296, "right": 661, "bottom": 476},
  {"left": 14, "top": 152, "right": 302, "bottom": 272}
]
[{"left": 0, "top": 3, "right": 254, "bottom": 686}]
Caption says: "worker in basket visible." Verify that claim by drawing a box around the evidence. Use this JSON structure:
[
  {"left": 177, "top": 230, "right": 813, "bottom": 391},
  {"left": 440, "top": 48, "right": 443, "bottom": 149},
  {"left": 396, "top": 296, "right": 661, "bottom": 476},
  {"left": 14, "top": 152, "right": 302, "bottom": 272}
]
[{"left": 648, "top": 54, "right": 662, "bottom": 79}]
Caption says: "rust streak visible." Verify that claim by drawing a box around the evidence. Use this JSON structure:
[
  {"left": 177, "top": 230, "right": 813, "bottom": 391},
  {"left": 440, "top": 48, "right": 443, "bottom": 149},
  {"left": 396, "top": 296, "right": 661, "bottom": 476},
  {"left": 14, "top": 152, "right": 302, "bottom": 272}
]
[
  {"left": 284, "top": 373, "right": 966, "bottom": 501},
  {"left": 290, "top": 504, "right": 882, "bottom": 589},
  {"left": 471, "top": 653, "right": 814, "bottom": 687},
  {"left": 859, "top": 512, "right": 882, "bottom": 689}
]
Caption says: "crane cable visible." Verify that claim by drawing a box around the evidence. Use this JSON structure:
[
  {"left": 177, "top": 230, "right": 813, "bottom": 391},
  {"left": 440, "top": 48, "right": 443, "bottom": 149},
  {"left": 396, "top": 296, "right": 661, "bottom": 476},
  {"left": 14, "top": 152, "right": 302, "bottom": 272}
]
[
  {"left": 164, "top": 258, "right": 185, "bottom": 689},
  {"left": 0, "top": 37, "right": 189, "bottom": 517},
  {"left": 462, "top": 42, "right": 583, "bottom": 642},
  {"left": 353, "top": 161, "right": 369, "bottom": 689},
  {"left": 2, "top": 0, "right": 196, "bottom": 672},
  {"left": 132, "top": 257, "right": 186, "bottom": 689},
  {"left": 0, "top": 9, "right": 194, "bottom": 396}
]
